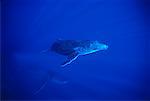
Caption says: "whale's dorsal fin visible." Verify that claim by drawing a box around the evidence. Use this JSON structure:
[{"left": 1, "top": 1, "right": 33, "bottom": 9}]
[{"left": 61, "top": 52, "right": 79, "bottom": 67}]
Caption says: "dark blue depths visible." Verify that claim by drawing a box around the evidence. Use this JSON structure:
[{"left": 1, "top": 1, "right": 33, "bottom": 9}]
[{"left": 2, "top": 0, "right": 150, "bottom": 100}]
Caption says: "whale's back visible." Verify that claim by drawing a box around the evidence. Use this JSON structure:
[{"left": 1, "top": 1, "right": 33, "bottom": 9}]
[{"left": 51, "top": 40, "right": 79, "bottom": 56}]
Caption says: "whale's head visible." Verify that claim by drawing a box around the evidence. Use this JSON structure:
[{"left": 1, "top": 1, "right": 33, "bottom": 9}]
[
  {"left": 90, "top": 41, "right": 108, "bottom": 51},
  {"left": 75, "top": 40, "right": 108, "bottom": 55}
]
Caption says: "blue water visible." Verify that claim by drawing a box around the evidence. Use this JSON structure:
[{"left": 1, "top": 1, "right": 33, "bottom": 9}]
[{"left": 2, "top": 0, "right": 150, "bottom": 100}]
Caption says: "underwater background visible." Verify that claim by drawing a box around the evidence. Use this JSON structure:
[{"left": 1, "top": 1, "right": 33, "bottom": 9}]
[{"left": 2, "top": 0, "right": 150, "bottom": 100}]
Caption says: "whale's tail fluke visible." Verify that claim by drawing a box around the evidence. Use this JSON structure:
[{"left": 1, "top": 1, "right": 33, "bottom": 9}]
[{"left": 33, "top": 70, "right": 68, "bottom": 95}]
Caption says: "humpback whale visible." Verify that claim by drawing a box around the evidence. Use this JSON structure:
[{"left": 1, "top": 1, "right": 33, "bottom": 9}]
[{"left": 51, "top": 40, "right": 108, "bottom": 67}]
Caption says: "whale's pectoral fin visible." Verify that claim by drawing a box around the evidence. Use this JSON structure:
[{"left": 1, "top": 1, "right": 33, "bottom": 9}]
[{"left": 61, "top": 52, "right": 79, "bottom": 67}]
